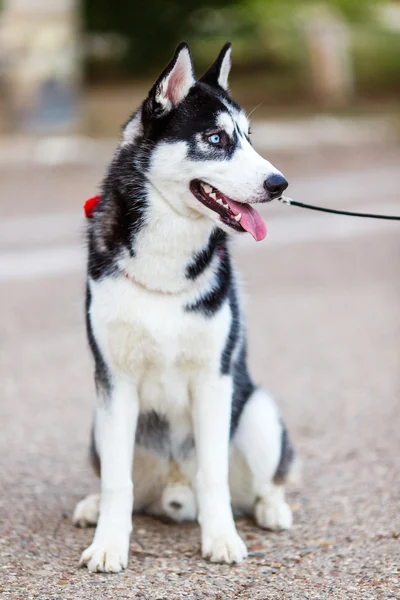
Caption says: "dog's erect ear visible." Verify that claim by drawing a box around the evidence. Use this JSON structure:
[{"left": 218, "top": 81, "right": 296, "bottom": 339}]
[
  {"left": 199, "top": 43, "right": 232, "bottom": 91},
  {"left": 143, "top": 42, "right": 195, "bottom": 118}
]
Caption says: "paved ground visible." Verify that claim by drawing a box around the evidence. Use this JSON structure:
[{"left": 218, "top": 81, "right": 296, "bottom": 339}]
[{"left": 1, "top": 134, "right": 399, "bottom": 599}]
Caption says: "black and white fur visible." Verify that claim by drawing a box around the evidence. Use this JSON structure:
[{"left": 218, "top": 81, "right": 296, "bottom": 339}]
[{"left": 74, "top": 42, "right": 294, "bottom": 572}]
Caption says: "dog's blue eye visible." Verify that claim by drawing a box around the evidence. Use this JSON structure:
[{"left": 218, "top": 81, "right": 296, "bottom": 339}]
[{"left": 209, "top": 134, "right": 221, "bottom": 145}]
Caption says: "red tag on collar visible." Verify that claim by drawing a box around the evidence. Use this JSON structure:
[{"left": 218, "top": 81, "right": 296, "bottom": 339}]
[{"left": 84, "top": 195, "right": 101, "bottom": 219}]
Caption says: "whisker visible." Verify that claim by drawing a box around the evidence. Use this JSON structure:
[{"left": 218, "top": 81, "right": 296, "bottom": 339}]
[{"left": 247, "top": 102, "right": 264, "bottom": 119}]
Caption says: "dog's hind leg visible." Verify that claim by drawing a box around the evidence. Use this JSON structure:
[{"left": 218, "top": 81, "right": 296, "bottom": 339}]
[
  {"left": 231, "top": 387, "right": 294, "bottom": 531},
  {"left": 73, "top": 494, "right": 100, "bottom": 528},
  {"left": 73, "top": 426, "right": 101, "bottom": 528}
]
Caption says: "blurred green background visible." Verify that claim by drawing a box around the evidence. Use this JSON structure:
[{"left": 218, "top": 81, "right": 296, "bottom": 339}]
[
  {"left": 84, "top": 0, "right": 400, "bottom": 102},
  {"left": 1, "top": 0, "right": 400, "bottom": 133}
]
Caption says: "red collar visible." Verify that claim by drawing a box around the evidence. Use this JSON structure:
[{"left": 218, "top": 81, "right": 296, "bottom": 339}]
[{"left": 84, "top": 195, "right": 100, "bottom": 219}]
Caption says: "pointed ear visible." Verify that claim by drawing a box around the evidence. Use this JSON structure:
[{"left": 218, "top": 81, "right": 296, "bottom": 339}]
[
  {"left": 143, "top": 42, "right": 195, "bottom": 118},
  {"left": 199, "top": 43, "right": 232, "bottom": 91}
]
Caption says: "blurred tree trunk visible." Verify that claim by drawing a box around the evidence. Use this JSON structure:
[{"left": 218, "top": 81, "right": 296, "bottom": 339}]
[
  {"left": 0, "top": 0, "right": 81, "bottom": 134},
  {"left": 302, "top": 7, "right": 354, "bottom": 108}
]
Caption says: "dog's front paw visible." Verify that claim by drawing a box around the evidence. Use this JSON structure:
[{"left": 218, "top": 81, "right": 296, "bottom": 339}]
[
  {"left": 254, "top": 499, "right": 293, "bottom": 531},
  {"left": 202, "top": 530, "right": 247, "bottom": 564},
  {"left": 79, "top": 537, "right": 129, "bottom": 573}
]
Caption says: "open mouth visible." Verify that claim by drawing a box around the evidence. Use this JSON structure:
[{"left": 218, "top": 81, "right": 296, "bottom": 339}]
[{"left": 190, "top": 180, "right": 267, "bottom": 241}]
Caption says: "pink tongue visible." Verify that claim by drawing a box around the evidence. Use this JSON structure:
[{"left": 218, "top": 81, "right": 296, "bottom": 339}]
[{"left": 224, "top": 198, "right": 267, "bottom": 241}]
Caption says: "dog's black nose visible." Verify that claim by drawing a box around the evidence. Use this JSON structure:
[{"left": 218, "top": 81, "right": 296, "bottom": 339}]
[{"left": 264, "top": 174, "right": 288, "bottom": 199}]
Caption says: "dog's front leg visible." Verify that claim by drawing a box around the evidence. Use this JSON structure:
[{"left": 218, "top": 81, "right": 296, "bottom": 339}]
[
  {"left": 192, "top": 373, "right": 247, "bottom": 563},
  {"left": 80, "top": 378, "right": 138, "bottom": 573}
]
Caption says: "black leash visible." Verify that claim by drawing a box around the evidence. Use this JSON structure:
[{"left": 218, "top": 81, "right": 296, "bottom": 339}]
[{"left": 278, "top": 197, "right": 400, "bottom": 221}]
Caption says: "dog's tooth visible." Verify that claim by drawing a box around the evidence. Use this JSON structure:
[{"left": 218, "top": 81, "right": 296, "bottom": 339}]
[
  {"left": 217, "top": 198, "right": 224, "bottom": 205},
  {"left": 209, "top": 192, "right": 217, "bottom": 200},
  {"left": 223, "top": 202, "right": 229, "bottom": 208},
  {"left": 234, "top": 213, "right": 242, "bottom": 222},
  {"left": 203, "top": 184, "right": 212, "bottom": 193}
]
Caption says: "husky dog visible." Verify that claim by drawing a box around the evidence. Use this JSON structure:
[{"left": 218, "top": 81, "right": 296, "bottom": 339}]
[{"left": 73, "top": 42, "right": 294, "bottom": 572}]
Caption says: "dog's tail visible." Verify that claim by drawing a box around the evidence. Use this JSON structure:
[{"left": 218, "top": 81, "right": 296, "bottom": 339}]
[{"left": 161, "top": 460, "right": 197, "bottom": 522}]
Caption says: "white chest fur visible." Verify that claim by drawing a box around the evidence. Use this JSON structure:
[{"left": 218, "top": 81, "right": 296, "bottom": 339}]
[{"left": 89, "top": 275, "right": 231, "bottom": 417}]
